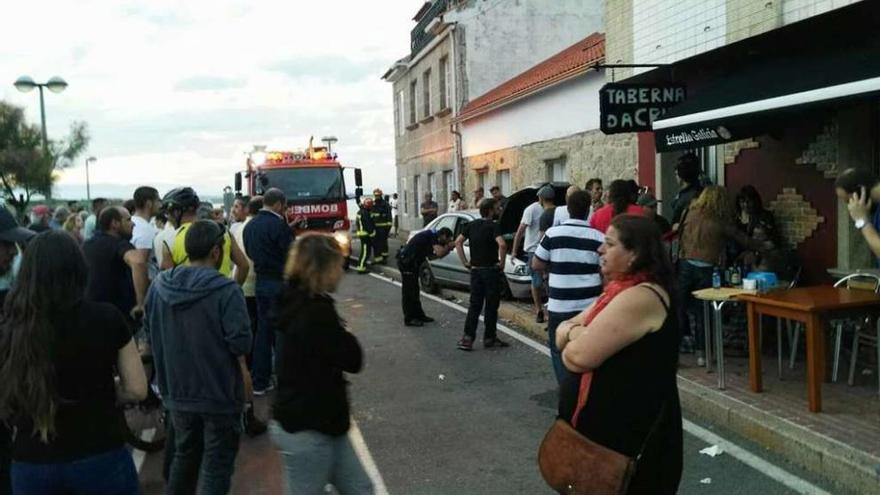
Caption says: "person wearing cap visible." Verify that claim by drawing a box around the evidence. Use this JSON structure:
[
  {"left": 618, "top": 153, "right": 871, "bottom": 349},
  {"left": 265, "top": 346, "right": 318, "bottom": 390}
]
[
  {"left": 28, "top": 205, "right": 51, "bottom": 234},
  {"left": 512, "top": 185, "right": 556, "bottom": 323},
  {"left": 638, "top": 193, "right": 671, "bottom": 235},
  {"left": 370, "top": 188, "right": 393, "bottom": 263}
]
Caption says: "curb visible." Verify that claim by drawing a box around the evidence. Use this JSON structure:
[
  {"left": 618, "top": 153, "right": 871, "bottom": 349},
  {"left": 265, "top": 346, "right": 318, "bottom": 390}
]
[{"left": 356, "top": 262, "right": 880, "bottom": 494}]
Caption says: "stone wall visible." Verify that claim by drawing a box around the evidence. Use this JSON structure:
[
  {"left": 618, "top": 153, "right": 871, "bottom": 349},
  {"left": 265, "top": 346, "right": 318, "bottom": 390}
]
[{"left": 462, "top": 129, "right": 638, "bottom": 197}]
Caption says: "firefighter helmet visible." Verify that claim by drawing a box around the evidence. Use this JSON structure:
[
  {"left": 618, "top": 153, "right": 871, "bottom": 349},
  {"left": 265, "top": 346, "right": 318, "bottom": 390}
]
[
  {"left": 362, "top": 198, "right": 374, "bottom": 208},
  {"left": 162, "top": 187, "right": 200, "bottom": 213}
]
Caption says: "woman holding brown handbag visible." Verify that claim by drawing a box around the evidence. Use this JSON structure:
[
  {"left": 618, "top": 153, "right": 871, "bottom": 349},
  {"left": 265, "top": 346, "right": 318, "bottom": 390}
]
[{"left": 542, "top": 214, "right": 682, "bottom": 495}]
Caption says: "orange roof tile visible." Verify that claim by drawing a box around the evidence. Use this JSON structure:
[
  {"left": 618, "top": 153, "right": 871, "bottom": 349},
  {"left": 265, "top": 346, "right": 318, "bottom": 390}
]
[{"left": 457, "top": 33, "right": 605, "bottom": 122}]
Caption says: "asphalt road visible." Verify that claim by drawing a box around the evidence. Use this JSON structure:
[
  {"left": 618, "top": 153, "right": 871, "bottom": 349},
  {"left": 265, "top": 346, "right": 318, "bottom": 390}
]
[{"left": 138, "top": 271, "right": 845, "bottom": 494}]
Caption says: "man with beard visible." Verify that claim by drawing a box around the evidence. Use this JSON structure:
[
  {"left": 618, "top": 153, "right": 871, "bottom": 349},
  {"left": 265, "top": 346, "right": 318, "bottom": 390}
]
[{"left": 83, "top": 205, "right": 148, "bottom": 321}]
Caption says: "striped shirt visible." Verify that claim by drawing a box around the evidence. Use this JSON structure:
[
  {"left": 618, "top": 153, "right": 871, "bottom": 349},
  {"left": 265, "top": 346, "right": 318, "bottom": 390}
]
[{"left": 533, "top": 219, "right": 604, "bottom": 313}]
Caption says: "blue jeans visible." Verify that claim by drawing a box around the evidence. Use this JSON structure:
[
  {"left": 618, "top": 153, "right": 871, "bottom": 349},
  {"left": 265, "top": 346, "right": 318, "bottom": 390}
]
[
  {"left": 11, "top": 447, "right": 138, "bottom": 495},
  {"left": 254, "top": 278, "right": 283, "bottom": 390},
  {"left": 463, "top": 267, "right": 502, "bottom": 340},
  {"left": 676, "top": 260, "right": 713, "bottom": 352},
  {"left": 269, "top": 422, "right": 373, "bottom": 495},
  {"left": 526, "top": 252, "right": 543, "bottom": 289},
  {"left": 548, "top": 311, "right": 581, "bottom": 385},
  {"left": 167, "top": 410, "right": 242, "bottom": 495}
]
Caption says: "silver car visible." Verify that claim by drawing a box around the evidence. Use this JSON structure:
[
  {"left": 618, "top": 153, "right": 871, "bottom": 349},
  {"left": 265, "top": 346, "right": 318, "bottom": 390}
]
[{"left": 408, "top": 182, "right": 571, "bottom": 299}]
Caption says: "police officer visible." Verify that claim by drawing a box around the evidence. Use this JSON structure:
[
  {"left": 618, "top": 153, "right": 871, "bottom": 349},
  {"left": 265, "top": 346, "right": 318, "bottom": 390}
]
[
  {"left": 355, "top": 198, "right": 376, "bottom": 274},
  {"left": 371, "top": 188, "right": 393, "bottom": 263},
  {"left": 396, "top": 227, "right": 454, "bottom": 326}
]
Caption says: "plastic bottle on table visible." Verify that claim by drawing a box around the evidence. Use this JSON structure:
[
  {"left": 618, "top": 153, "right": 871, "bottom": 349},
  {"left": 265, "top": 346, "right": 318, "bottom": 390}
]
[{"left": 712, "top": 267, "right": 722, "bottom": 289}]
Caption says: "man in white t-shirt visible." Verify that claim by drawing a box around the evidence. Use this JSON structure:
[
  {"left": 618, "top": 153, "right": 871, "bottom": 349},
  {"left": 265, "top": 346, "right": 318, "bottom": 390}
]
[
  {"left": 131, "top": 186, "right": 160, "bottom": 280},
  {"left": 511, "top": 185, "right": 555, "bottom": 323},
  {"left": 228, "top": 196, "right": 249, "bottom": 240},
  {"left": 389, "top": 193, "right": 399, "bottom": 237}
]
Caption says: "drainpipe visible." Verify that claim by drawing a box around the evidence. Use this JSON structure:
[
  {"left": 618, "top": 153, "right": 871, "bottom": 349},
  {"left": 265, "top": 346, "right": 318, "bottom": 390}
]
[{"left": 447, "top": 23, "right": 463, "bottom": 197}]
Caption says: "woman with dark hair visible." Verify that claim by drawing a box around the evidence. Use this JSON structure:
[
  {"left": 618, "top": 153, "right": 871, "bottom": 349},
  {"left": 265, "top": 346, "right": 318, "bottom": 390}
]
[
  {"left": 0, "top": 231, "right": 147, "bottom": 494},
  {"left": 735, "top": 186, "right": 777, "bottom": 238},
  {"left": 552, "top": 215, "right": 682, "bottom": 494},
  {"left": 270, "top": 234, "right": 373, "bottom": 495},
  {"left": 588, "top": 179, "right": 645, "bottom": 233}
]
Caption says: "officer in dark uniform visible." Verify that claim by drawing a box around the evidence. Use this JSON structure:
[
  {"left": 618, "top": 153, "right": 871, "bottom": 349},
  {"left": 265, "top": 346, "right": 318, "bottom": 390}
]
[
  {"left": 371, "top": 188, "right": 393, "bottom": 263},
  {"left": 355, "top": 198, "right": 376, "bottom": 273},
  {"left": 396, "top": 227, "right": 454, "bottom": 326}
]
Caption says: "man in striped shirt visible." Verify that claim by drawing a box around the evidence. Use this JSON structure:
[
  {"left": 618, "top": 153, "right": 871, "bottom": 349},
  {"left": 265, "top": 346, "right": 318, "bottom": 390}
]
[{"left": 531, "top": 190, "right": 604, "bottom": 384}]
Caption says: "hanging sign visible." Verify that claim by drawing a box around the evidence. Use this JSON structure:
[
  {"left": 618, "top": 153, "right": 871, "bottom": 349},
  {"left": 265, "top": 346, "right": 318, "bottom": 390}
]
[{"left": 600, "top": 83, "right": 687, "bottom": 134}]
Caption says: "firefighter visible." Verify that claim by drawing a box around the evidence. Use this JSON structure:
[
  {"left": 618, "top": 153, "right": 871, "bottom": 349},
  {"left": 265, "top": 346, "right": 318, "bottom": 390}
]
[
  {"left": 371, "top": 188, "right": 393, "bottom": 264},
  {"left": 397, "top": 227, "right": 455, "bottom": 326},
  {"left": 355, "top": 198, "right": 376, "bottom": 273}
]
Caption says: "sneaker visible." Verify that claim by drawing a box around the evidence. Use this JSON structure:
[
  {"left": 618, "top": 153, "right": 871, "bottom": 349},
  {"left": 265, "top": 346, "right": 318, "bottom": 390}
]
[
  {"left": 484, "top": 337, "right": 510, "bottom": 349},
  {"left": 243, "top": 405, "right": 267, "bottom": 437},
  {"left": 419, "top": 315, "right": 435, "bottom": 323},
  {"left": 536, "top": 312, "right": 545, "bottom": 324},
  {"left": 457, "top": 335, "right": 473, "bottom": 351},
  {"left": 404, "top": 319, "right": 424, "bottom": 327},
  {"left": 253, "top": 383, "right": 275, "bottom": 396}
]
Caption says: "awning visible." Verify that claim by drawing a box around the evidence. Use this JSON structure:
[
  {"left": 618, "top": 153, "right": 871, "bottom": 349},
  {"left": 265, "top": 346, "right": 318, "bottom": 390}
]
[{"left": 637, "top": 1, "right": 880, "bottom": 151}]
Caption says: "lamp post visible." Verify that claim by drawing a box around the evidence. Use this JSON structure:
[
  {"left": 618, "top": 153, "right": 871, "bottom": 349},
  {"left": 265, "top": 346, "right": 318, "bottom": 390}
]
[
  {"left": 13, "top": 76, "right": 68, "bottom": 154},
  {"left": 85, "top": 156, "right": 97, "bottom": 202}
]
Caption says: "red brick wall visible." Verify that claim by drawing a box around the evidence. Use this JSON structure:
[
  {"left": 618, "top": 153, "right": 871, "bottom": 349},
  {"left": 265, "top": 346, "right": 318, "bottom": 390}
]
[{"left": 724, "top": 124, "right": 837, "bottom": 285}]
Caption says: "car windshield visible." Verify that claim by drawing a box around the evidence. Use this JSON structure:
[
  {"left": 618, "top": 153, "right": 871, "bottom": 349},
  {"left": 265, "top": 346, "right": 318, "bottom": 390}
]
[{"left": 261, "top": 167, "right": 343, "bottom": 201}]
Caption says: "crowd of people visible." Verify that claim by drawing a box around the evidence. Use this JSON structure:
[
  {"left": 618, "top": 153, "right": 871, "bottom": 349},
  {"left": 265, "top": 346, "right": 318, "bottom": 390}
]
[{"left": 0, "top": 185, "right": 374, "bottom": 494}]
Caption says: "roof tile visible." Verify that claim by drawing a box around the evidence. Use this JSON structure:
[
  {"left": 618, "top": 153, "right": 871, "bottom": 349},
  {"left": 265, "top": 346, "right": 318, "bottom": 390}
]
[{"left": 458, "top": 33, "right": 605, "bottom": 121}]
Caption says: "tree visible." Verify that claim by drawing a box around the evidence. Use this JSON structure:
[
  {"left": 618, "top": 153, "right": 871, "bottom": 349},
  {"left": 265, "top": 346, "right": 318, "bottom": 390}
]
[{"left": 0, "top": 100, "right": 89, "bottom": 218}]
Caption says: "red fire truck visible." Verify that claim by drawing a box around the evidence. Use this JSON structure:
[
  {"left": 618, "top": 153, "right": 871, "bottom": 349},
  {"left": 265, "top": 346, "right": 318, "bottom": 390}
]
[{"left": 234, "top": 139, "right": 362, "bottom": 251}]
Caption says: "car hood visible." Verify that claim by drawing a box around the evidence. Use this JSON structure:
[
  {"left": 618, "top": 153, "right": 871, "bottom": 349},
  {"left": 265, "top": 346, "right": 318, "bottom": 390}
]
[{"left": 497, "top": 182, "right": 571, "bottom": 235}]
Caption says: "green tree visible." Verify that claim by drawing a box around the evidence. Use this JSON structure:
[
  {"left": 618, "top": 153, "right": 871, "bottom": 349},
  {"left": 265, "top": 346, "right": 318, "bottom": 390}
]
[{"left": 0, "top": 100, "right": 89, "bottom": 218}]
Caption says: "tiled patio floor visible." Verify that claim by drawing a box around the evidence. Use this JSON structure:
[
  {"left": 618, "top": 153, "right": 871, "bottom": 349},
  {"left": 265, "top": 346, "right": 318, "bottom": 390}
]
[{"left": 679, "top": 351, "right": 880, "bottom": 459}]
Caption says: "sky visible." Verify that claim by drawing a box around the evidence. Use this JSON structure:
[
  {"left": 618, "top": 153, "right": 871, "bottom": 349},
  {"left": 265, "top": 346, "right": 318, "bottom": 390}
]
[{"left": 0, "top": 0, "right": 420, "bottom": 201}]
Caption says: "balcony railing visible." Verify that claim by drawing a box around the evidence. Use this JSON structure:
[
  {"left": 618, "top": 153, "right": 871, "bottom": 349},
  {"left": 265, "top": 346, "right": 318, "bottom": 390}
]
[{"left": 410, "top": 0, "right": 448, "bottom": 56}]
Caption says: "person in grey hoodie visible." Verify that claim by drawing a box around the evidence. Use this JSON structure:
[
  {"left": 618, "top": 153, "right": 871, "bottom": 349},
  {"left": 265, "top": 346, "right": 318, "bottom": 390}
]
[{"left": 145, "top": 220, "right": 252, "bottom": 495}]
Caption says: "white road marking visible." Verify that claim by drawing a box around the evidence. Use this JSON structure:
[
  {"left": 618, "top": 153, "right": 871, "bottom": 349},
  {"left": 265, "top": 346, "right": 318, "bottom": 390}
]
[
  {"left": 682, "top": 420, "right": 832, "bottom": 495},
  {"left": 349, "top": 420, "right": 390, "bottom": 495},
  {"left": 368, "top": 273, "right": 550, "bottom": 356},
  {"left": 133, "top": 428, "right": 156, "bottom": 473},
  {"left": 367, "top": 271, "right": 833, "bottom": 495}
]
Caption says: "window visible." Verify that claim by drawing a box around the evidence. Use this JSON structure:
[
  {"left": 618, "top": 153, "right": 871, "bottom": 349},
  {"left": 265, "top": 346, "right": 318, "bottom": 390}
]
[
  {"left": 434, "top": 214, "right": 458, "bottom": 234},
  {"left": 546, "top": 158, "right": 567, "bottom": 182},
  {"left": 422, "top": 69, "right": 432, "bottom": 118},
  {"left": 442, "top": 170, "right": 454, "bottom": 210},
  {"left": 397, "top": 90, "right": 406, "bottom": 136},
  {"left": 439, "top": 57, "right": 450, "bottom": 110},
  {"left": 477, "top": 170, "right": 487, "bottom": 193},
  {"left": 498, "top": 170, "right": 511, "bottom": 196},
  {"left": 428, "top": 172, "right": 437, "bottom": 200},
  {"left": 401, "top": 177, "right": 408, "bottom": 214},
  {"left": 413, "top": 175, "right": 421, "bottom": 214},
  {"left": 409, "top": 80, "right": 418, "bottom": 125}
]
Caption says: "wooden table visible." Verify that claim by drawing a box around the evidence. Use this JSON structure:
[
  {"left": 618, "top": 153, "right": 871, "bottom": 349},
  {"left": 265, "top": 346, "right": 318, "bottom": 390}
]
[
  {"left": 737, "top": 286, "right": 880, "bottom": 413},
  {"left": 692, "top": 287, "right": 756, "bottom": 389}
]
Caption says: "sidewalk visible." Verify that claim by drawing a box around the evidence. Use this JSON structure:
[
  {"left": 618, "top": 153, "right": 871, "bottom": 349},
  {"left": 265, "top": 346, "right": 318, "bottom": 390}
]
[{"left": 365, "top": 261, "right": 880, "bottom": 495}]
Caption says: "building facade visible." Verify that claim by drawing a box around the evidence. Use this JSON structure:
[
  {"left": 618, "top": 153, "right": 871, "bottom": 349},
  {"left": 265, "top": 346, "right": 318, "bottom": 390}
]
[
  {"left": 605, "top": 0, "right": 878, "bottom": 283},
  {"left": 384, "top": 0, "right": 604, "bottom": 232},
  {"left": 456, "top": 34, "right": 640, "bottom": 198}
]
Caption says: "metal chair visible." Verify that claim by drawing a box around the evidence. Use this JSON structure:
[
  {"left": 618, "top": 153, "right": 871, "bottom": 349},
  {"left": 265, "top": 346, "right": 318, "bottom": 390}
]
[
  {"left": 787, "top": 273, "right": 880, "bottom": 382},
  {"left": 847, "top": 309, "right": 880, "bottom": 397}
]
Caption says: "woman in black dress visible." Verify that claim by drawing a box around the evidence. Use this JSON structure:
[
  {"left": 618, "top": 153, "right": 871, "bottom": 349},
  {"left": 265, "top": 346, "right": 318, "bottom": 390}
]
[{"left": 555, "top": 215, "right": 683, "bottom": 494}]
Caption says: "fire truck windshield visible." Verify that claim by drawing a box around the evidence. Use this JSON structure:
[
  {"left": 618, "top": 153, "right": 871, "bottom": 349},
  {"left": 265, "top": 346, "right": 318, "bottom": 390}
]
[{"left": 261, "top": 167, "right": 343, "bottom": 201}]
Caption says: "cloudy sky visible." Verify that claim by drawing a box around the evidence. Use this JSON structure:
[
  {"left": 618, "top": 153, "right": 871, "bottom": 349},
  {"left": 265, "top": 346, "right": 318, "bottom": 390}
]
[{"left": 0, "top": 0, "right": 419, "bottom": 200}]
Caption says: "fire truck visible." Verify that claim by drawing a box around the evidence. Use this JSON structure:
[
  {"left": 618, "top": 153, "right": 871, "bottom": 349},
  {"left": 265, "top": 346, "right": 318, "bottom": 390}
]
[{"left": 234, "top": 137, "right": 363, "bottom": 251}]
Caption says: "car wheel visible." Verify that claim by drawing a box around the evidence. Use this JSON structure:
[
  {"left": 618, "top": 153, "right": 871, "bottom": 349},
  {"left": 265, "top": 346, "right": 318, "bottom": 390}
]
[{"left": 419, "top": 261, "right": 439, "bottom": 294}]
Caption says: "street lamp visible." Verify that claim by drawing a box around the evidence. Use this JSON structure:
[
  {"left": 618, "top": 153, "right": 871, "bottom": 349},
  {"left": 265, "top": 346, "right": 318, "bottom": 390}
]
[
  {"left": 13, "top": 75, "right": 68, "bottom": 154},
  {"left": 85, "top": 156, "right": 97, "bottom": 202}
]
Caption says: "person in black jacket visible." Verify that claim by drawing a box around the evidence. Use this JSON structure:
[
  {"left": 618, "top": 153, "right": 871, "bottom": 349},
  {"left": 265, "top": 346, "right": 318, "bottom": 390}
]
[
  {"left": 270, "top": 233, "right": 373, "bottom": 495},
  {"left": 397, "top": 227, "right": 454, "bottom": 327},
  {"left": 370, "top": 188, "right": 392, "bottom": 263},
  {"left": 354, "top": 198, "right": 376, "bottom": 274},
  {"left": 243, "top": 187, "right": 294, "bottom": 395}
]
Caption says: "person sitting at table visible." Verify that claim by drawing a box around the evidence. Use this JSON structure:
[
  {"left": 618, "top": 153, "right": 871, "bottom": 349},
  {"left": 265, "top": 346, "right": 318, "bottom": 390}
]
[
  {"left": 834, "top": 168, "right": 880, "bottom": 265},
  {"left": 677, "top": 186, "right": 764, "bottom": 366}
]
